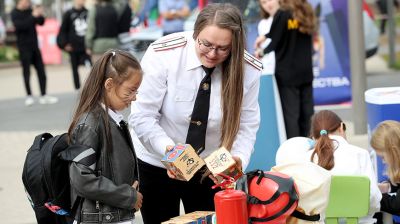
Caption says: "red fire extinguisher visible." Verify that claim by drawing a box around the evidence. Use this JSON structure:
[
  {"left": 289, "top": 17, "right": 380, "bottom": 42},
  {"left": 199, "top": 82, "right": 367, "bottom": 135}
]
[{"left": 213, "top": 174, "right": 248, "bottom": 224}]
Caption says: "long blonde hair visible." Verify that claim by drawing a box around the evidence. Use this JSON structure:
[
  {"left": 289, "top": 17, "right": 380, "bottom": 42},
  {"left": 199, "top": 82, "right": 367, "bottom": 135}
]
[
  {"left": 193, "top": 3, "right": 245, "bottom": 150},
  {"left": 371, "top": 120, "right": 400, "bottom": 184}
]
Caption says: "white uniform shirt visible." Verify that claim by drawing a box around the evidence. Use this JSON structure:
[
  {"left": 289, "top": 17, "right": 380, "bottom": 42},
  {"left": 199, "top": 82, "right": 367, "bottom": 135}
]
[
  {"left": 129, "top": 31, "right": 261, "bottom": 170},
  {"left": 307, "top": 135, "right": 381, "bottom": 224}
]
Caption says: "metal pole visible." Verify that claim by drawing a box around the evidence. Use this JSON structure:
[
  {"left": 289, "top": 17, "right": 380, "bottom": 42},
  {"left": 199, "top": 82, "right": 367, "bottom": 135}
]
[
  {"left": 387, "top": 0, "right": 396, "bottom": 66},
  {"left": 348, "top": 0, "right": 367, "bottom": 134},
  {"left": 54, "top": 0, "right": 62, "bottom": 21},
  {"left": 0, "top": 0, "right": 5, "bottom": 19}
]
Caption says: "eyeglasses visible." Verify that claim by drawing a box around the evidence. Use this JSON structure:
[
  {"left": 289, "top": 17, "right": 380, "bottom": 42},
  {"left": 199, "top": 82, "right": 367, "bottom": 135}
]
[
  {"left": 197, "top": 39, "right": 231, "bottom": 56},
  {"left": 119, "top": 83, "right": 139, "bottom": 99},
  {"left": 123, "top": 90, "right": 138, "bottom": 98},
  {"left": 122, "top": 88, "right": 138, "bottom": 99}
]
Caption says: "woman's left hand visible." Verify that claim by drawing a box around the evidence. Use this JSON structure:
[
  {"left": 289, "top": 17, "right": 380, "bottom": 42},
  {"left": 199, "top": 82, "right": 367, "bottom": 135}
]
[{"left": 232, "top": 156, "right": 243, "bottom": 172}]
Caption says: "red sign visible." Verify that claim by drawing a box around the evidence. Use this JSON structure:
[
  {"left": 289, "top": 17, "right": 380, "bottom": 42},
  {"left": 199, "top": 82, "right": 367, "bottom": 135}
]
[{"left": 36, "top": 18, "right": 62, "bottom": 65}]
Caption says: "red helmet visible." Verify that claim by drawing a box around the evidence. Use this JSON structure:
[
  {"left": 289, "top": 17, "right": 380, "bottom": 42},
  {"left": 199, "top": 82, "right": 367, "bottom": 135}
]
[{"left": 236, "top": 170, "right": 299, "bottom": 224}]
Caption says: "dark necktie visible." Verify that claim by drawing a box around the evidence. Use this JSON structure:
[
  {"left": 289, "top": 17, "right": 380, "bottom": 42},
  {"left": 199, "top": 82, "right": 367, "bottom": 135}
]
[{"left": 185, "top": 66, "right": 215, "bottom": 154}]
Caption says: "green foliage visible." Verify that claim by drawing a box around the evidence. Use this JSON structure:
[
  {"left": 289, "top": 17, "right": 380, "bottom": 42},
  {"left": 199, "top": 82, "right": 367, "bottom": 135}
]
[
  {"left": 382, "top": 53, "right": 400, "bottom": 70},
  {"left": 0, "top": 46, "right": 19, "bottom": 62}
]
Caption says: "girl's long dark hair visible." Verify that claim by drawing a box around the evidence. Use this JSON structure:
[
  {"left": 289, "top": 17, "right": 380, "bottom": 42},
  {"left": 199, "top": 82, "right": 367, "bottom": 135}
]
[
  {"left": 68, "top": 49, "right": 142, "bottom": 150},
  {"left": 310, "top": 110, "right": 342, "bottom": 170}
]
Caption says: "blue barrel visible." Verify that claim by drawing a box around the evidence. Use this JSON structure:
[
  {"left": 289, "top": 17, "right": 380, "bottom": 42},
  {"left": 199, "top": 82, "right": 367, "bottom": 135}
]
[{"left": 365, "top": 87, "right": 400, "bottom": 182}]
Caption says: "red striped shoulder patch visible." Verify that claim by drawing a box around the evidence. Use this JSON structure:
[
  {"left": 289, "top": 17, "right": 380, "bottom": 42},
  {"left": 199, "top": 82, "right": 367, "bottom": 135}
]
[
  {"left": 244, "top": 51, "right": 263, "bottom": 71},
  {"left": 152, "top": 36, "right": 187, "bottom": 52}
]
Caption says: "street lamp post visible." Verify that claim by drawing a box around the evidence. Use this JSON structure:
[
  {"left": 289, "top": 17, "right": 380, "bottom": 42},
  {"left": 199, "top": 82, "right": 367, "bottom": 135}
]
[
  {"left": 348, "top": 0, "right": 367, "bottom": 134},
  {"left": 387, "top": 0, "right": 396, "bottom": 67}
]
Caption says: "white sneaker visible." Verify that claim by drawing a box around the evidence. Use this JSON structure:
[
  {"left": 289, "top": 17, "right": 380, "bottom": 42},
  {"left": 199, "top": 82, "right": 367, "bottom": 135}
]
[
  {"left": 25, "top": 96, "right": 34, "bottom": 106},
  {"left": 39, "top": 95, "right": 58, "bottom": 104}
]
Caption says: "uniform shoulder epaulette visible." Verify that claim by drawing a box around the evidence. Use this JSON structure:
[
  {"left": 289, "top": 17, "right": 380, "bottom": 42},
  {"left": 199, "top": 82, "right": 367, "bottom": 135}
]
[
  {"left": 244, "top": 51, "right": 263, "bottom": 71},
  {"left": 151, "top": 36, "right": 187, "bottom": 52}
]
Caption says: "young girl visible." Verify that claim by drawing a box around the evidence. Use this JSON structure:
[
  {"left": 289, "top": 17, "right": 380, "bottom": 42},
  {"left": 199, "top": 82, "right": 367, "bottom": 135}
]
[
  {"left": 254, "top": 0, "right": 316, "bottom": 138},
  {"left": 371, "top": 120, "right": 400, "bottom": 215},
  {"left": 308, "top": 110, "right": 381, "bottom": 224},
  {"left": 254, "top": 0, "right": 280, "bottom": 74},
  {"left": 65, "top": 49, "right": 143, "bottom": 223}
]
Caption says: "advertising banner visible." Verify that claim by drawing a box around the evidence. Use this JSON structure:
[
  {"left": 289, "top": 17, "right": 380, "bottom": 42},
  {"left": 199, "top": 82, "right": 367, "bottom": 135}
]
[
  {"left": 245, "top": 0, "right": 352, "bottom": 106},
  {"left": 309, "top": 0, "right": 351, "bottom": 105}
]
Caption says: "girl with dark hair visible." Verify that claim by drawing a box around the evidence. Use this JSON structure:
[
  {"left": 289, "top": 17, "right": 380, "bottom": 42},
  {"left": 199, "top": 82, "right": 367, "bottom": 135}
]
[
  {"left": 254, "top": 0, "right": 316, "bottom": 138},
  {"left": 129, "top": 3, "right": 261, "bottom": 223},
  {"left": 309, "top": 110, "right": 381, "bottom": 224},
  {"left": 66, "top": 49, "right": 143, "bottom": 224}
]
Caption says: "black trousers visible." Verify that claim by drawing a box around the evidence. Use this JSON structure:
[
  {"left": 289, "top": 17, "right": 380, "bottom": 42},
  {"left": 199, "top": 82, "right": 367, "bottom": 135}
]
[
  {"left": 278, "top": 83, "right": 314, "bottom": 138},
  {"left": 19, "top": 48, "right": 47, "bottom": 96},
  {"left": 69, "top": 51, "right": 91, "bottom": 90},
  {"left": 138, "top": 160, "right": 219, "bottom": 224}
]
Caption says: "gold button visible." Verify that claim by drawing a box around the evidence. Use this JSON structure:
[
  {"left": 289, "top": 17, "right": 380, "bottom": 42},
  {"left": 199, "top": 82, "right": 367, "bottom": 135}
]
[{"left": 202, "top": 83, "right": 209, "bottom": 91}]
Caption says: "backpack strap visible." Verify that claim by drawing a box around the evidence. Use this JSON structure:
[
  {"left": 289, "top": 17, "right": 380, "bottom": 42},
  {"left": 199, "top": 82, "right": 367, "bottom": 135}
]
[
  {"left": 291, "top": 210, "right": 321, "bottom": 222},
  {"left": 70, "top": 196, "right": 84, "bottom": 223}
]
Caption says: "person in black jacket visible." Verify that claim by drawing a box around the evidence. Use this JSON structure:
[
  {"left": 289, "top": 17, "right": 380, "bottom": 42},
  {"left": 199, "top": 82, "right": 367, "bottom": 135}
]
[
  {"left": 11, "top": 0, "right": 58, "bottom": 106},
  {"left": 57, "top": 0, "right": 91, "bottom": 90},
  {"left": 65, "top": 49, "right": 143, "bottom": 223},
  {"left": 254, "top": 0, "right": 317, "bottom": 138},
  {"left": 85, "top": 0, "right": 132, "bottom": 62}
]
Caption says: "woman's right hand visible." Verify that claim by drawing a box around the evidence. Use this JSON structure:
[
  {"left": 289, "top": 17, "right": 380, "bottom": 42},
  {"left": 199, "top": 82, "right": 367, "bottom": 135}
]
[
  {"left": 167, "top": 169, "right": 177, "bottom": 179},
  {"left": 132, "top": 181, "right": 143, "bottom": 210}
]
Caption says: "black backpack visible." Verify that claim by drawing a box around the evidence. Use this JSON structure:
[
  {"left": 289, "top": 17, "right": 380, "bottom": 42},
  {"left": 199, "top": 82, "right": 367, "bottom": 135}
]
[{"left": 22, "top": 133, "right": 83, "bottom": 224}]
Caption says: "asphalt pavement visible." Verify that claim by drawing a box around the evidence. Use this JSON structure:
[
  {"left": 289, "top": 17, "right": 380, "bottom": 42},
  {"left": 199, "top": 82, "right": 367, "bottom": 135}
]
[{"left": 0, "top": 53, "right": 399, "bottom": 223}]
